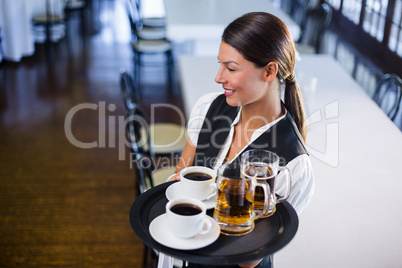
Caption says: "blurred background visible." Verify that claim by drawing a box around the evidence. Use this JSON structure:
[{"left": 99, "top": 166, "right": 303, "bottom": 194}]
[{"left": 0, "top": 0, "right": 401, "bottom": 267}]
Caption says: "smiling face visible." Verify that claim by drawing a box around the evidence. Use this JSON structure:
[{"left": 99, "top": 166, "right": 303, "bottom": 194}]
[{"left": 215, "top": 42, "right": 272, "bottom": 107}]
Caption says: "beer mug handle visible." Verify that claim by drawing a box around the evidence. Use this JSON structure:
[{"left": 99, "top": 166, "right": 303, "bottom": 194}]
[
  {"left": 254, "top": 182, "right": 270, "bottom": 219},
  {"left": 277, "top": 166, "right": 291, "bottom": 203}
]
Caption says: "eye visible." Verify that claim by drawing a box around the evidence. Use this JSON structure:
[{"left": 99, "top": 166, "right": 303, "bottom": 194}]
[{"left": 227, "top": 67, "right": 235, "bottom": 72}]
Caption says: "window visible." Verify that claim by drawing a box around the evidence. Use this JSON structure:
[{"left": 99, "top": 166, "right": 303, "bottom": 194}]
[
  {"left": 363, "top": 0, "right": 388, "bottom": 41},
  {"left": 336, "top": 42, "right": 356, "bottom": 75},
  {"left": 355, "top": 62, "right": 381, "bottom": 96},
  {"left": 324, "top": 0, "right": 401, "bottom": 77},
  {"left": 326, "top": 0, "right": 342, "bottom": 10},
  {"left": 342, "top": 0, "right": 362, "bottom": 24},
  {"left": 388, "top": 0, "right": 402, "bottom": 56}
]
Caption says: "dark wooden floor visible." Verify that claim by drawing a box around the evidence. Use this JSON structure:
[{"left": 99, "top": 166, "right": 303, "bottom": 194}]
[{"left": 0, "top": 0, "right": 183, "bottom": 267}]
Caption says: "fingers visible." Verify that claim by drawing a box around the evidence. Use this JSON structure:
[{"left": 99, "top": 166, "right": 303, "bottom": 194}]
[
  {"left": 167, "top": 173, "right": 180, "bottom": 182},
  {"left": 175, "top": 173, "right": 181, "bottom": 181}
]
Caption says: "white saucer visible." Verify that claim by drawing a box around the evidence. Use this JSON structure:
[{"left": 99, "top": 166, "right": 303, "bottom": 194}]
[
  {"left": 165, "top": 182, "right": 217, "bottom": 209},
  {"left": 149, "top": 214, "right": 220, "bottom": 250}
]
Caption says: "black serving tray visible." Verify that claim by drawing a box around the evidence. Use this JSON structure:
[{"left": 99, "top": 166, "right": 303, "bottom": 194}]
[{"left": 130, "top": 181, "right": 298, "bottom": 265}]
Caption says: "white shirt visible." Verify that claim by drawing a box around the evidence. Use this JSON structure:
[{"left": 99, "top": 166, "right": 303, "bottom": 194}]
[{"left": 187, "top": 92, "right": 314, "bottom": 215}]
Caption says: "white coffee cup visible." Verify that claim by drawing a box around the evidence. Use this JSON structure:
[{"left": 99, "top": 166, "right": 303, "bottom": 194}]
[
  {"left": 179, "top": 166, "right": 217, "bottom": 201},
  {"left": 166, "top": 197, "right": 212, "bottom": 238}
]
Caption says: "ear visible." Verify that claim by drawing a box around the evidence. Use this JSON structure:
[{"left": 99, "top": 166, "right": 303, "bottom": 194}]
[{"left": 264, "top": 62, "right": 278, "bottom": 82}]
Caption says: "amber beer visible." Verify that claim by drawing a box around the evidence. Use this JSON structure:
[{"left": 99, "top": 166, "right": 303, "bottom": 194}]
[
  {"left": 214, "top": 176, "right": 255, "bottom": 236},
  {"left": 241, "top": 149, "right": 291, "bottom": 218},
  {"left": 213, "top": 163, "right": 272, "bottom": 236},
  {"left": 243, "top": 165, "right": 276, "bottom": 217}
]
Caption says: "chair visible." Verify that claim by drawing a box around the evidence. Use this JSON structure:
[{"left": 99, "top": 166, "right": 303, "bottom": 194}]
[
  {"left": 126, "top": 104, "right": 177, "bottom": 194},
  {"left": 0, "top": 27, "right": 3, "bottom": 60},
  {"left": 280, "top": 0, "right": 293, "bottom": 15},
  {"left": 120, "top": 68, "right": 140, "bottom": 110},
  {"left": 373, "top": 73, "right": 402, "bottom": 126},
  {"left": 127, "top": 0, "right": 166, "bottom": 41},
  {"left": 126, "top": 104, "right": 177, "bottom": 268},
  {"left": 296, "top": 3, "right": 333, "bottom": 54},
  {"left": 289, "top": 0, "right": 315, "bottom": 39},
  {"left": 63, "top": 0, "right": 87, "bottom": 36},
  {"left": 32, "top": 0, "right": 66, "bottom": 62},
  {"left": 120, "top": 69, "right": 187, "bottom": 157},
  {"left": 132, "top": 0, "right": 166, "bottom": 28},
  {"left": 124, "top": 0, "right": 176, "bottom": 95}
]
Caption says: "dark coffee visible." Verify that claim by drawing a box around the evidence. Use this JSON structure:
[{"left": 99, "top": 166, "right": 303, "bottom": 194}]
[
  {"left": 171, "top": 203, "right": 202, "bottom": 216},
  {"left": 184, "top": 172, "right": 212, "bottom": 181}
]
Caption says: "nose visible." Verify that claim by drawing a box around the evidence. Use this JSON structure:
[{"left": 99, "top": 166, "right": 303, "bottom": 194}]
[{"left": 215, "top": 65, "right": 225, "bottom": 84}]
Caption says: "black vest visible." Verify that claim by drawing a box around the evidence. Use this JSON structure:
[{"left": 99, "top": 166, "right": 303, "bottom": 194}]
[{"left": 193, "top": 94, "right": 307, "bottom": 169}]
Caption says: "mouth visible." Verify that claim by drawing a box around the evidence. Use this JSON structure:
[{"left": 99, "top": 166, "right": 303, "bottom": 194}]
[
  {"left": 224, "top": 88, "right": 236, "bottom": 97},
  {"left": 224, "top": 89, "right": 236, "bottom": 94}
]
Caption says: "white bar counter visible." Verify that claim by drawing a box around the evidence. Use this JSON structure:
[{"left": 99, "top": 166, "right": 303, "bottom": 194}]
[{"left": 178, "top": 54, "right": 402, "bottom": 267}]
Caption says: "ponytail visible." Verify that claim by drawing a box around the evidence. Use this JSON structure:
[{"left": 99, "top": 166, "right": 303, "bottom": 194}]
[{"left": 284, "top": 79, "right": 307, "bottom": 142}]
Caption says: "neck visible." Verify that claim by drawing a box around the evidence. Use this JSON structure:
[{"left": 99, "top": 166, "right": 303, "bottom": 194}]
[
  {"left": 240, "top": 82, "right": 283, "bottom": 129},
  {"left": 241, "top": 101, "right": 283, "bottom": 129}
]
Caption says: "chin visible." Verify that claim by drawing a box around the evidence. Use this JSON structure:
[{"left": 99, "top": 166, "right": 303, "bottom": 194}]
[{"left": 225, "top": 97, "right": 242, "bottom": 107}]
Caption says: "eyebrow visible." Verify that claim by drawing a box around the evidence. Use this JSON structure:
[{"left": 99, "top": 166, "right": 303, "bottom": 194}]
[{"left": 217, "top": 57, "right": 239, "bottom": 65}]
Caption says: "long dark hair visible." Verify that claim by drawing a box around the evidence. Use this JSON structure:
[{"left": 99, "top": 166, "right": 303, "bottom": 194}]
[{"left": 222, "top": 12, "right": 306, "bottom": 141}]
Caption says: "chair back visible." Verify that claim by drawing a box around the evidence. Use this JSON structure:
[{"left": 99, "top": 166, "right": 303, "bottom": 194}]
[
  {"left": 64, "top": 0, "right": 87, "bottom": 11},
  {"left": 299, "top": 3, "right": 333, "bottom": 53},
  {"left": 126, "top": 105, "right": 157, "bottom": 194},
  {"left": 280, "top": 0, "right": 293, "bottom": 15},
  {"left": 124, "top": 0, "right": 142, "bottom": 35},
  {"left": 32, "top": 0, "right": 64, "bottom": 23},
  {"left": 373, "top": 73, "right": 402, "bottom": 122},
  {"left": 290, "top": 0, "right": 314, "bottom": 42},
  {"left": 0, "top": 27, "right": 3, "bottom": 59},
  {"left": 126, "top": 103, "right": 178, "bottom": 267},
  {"left": 132, "top": 0, "right": 166, "bottom": 27},
  {"left": 120, "top": 69, "right": 140, "bottom": 110}
]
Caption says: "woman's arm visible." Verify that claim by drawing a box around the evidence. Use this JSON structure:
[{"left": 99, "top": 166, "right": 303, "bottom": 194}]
[
  {"left": 168, "top": 93, "right": 221, "bottom": 181},
  {"left": 168, "top": 139, "right": 197, "bottom": 181},
  {"left": 175, "top": 139, "right": 197, "bottom": 174}
]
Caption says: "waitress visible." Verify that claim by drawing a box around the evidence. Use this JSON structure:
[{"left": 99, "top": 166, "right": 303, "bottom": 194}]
[{"left": 169, "top": 12, "right": 314, "bottom": 268}]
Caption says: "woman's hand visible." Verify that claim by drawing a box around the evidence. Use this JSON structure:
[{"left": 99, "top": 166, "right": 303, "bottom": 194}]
[
  {"left": 238, "top": 259, "right": 263, "bottom": 268},
  {"left": 167, "top": 173, "right": 180, "bottom": 182}
]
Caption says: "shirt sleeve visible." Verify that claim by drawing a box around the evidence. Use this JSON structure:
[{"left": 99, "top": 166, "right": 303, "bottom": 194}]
[
  {"left": 275, "top": 154, "right": 315, "bottom": 215},
  {"left": 187, "top": 92, "right": 221, "bottom": 145}
]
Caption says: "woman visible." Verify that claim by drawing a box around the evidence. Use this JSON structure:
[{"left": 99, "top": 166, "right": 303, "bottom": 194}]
[{"left": 168, "top": 12, "right": 314, "bottom": 268}]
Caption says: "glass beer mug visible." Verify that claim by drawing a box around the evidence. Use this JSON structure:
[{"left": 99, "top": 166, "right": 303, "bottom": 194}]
[
  {"left": 241, "top": 149, "right": 291, "bottom": 218},
  {"left": 213, "top": 163, "right": 270, "bottom": 236}
]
